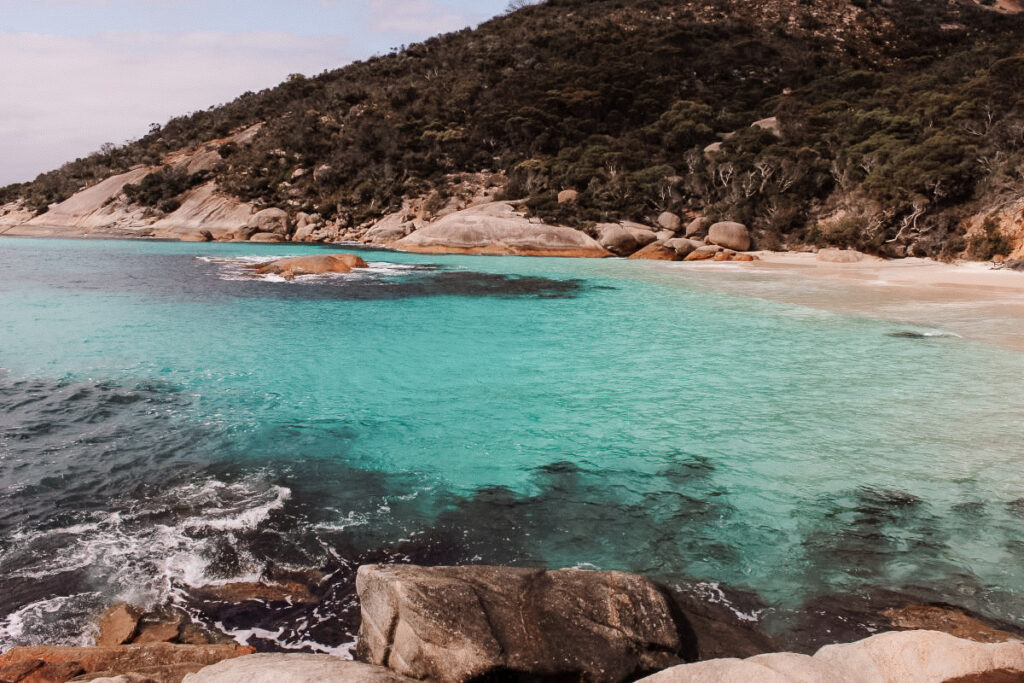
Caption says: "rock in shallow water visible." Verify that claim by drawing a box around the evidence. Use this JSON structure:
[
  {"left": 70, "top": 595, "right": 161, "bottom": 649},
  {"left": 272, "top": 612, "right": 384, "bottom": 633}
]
[
  {"left": 355, "top": 564, "right": 696, "bottom": 683},
  {"left": 249, "top": 254, "right": 368, "bottom": 279}
]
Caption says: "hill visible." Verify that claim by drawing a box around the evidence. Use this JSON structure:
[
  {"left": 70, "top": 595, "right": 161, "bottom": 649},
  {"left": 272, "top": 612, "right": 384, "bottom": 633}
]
[{"left": 1, "top": 0, "right": 1023, "bottom": 259}]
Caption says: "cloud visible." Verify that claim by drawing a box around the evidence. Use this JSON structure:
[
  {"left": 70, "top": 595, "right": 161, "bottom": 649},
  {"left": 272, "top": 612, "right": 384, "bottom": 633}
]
[
  {"left": 367, "top": 0, "right": 476, "bottom": 37},
  {"left": 0, "top": 30, "right": 351, "bottom": 186}
]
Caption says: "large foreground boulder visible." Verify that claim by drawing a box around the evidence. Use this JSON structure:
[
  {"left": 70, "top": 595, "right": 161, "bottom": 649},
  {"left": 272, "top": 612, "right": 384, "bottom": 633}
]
[
  {"left": 355, "top": 564, "right": 695, "bottom": 683},
  {"left": 638, "top": 630, "right": 1024, "bottom": 682},
  {"left": 707, "top": 222, "right": 751, "bottom": 251},
  {"left": 248, "top": 254, "right": 368, "bottom": 279},
  {"left": 393, "top": 203, "right": 610, "bottom": 257},
  {"left": 183, "top": 654, "right": 414, "bottom": 682}
]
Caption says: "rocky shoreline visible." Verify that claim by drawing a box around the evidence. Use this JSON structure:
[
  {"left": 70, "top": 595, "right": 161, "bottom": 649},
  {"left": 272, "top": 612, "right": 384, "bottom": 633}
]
[{"left": 2, "top": 564, "right": 1023, "bottom": 683}]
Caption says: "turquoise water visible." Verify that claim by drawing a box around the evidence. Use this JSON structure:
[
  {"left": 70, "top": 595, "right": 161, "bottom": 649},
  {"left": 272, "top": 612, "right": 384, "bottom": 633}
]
[{"left": 1, "top": 237, "right": 1023, "bottom": 650}]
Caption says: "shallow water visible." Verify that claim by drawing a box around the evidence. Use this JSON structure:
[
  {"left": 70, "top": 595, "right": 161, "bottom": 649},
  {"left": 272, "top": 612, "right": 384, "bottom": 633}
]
[{"left": 1, "top": 237, "right": 1022, "bottom": 651}]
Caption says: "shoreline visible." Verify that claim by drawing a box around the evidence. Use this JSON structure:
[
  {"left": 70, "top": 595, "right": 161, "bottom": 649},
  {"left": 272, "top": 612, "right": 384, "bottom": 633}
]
[
  {"left": 655, "top": 251, "right": 1024, "bottom": 350},
  {"left": 6, "top": 230, "right": 1023, "bottom": 346},
  {"left": 2, "top": 563, "right": 1023, "bottom": 683}
]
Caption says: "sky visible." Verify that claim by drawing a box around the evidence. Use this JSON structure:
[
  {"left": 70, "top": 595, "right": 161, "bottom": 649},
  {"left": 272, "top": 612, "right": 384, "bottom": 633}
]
[{"left": 0, "top": 0, "right": 510, "bottom": 186}]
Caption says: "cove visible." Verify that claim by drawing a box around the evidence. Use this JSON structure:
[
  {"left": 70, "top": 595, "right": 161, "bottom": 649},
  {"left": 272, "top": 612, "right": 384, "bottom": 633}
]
[{"left": 1, "top": 237, "right": 1022, "bottom": 652}]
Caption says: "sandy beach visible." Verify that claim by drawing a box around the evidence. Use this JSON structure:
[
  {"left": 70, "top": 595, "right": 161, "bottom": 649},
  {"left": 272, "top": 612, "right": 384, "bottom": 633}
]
[{"left": 673, "top": 252, "right": 1024, "bottom": 350}]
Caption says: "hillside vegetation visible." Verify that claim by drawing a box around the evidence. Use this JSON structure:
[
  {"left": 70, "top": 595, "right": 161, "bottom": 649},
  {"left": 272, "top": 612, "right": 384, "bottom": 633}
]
[{"left": 2, "top": 0, "right": 1023, "bottom": 257}]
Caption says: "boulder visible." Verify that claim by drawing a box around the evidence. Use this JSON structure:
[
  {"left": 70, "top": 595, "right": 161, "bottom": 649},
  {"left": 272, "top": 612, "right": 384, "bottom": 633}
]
[
  {"left": 133, "top": 621, "right": 182, "bottom": 645},
  {"left": 707, "top": 221, "right": 750, "bottom": 251},
  {"left": 393, "top": 203, "right": 609, "bottom": 258},
  {"left": 751, "top": 116, "right": 783, "bottom": 138},
  {"left": 657, "top": 212, "right": 682, "bottom": 231},
  {"left": 684, "top": 245, "right": 723, "bottom": 261},
  {"left": 881, "top": 605, "right": 1021, "bottom": 644},
  {"left": 0, "top": 644, "right": 253, "bottom": 683},
  {"left": 183, "top": 654, "right": 415, "bottom": 683},
  {"left": 81, "top": 663, "right": 206, "bottom": 681},
  {"left": 292, "top": 222, "right": 318, "bottom": 243},
  {"left": 189, "top": 581, "right": 317, "bottom": 605},
  {"left": 248, "top": 232, "right": 285, "bottom": 243},
  {"left": 364, "top": 211, "right": 415, "bottom": 244},
  {"left": 96, "top": 605, "right": 141, "bottom": 647},
  {"left": 637, "top": 631, "right": 1024, "bottom": 683},
  {"left": 629, "top": 242, "right": 681, "bottom": 261},
  {"left": 703, "top": 141, "right": 723, "bottom": 157},
  {"left": 249, "top": 254, "right": 368, "bottom": 279},
  {"left": 685, "top": 217, "right": 711, "bottom": 238},
  {"left": 596, "top": 223, "right": 641, "bottom": 255},
  {"left": 313, "top": 165, "right": 332, "bottom": 183},
  {"left": 656, "top": 229, "right": 675, "bottom": 241},
  {"left": 817, "top": 248, "right": 866, "bottom": 263},
  {"left": 663, "top": 238, "right": 701, "bottom": 258},
  {"left": 355, "top": 564, "right": 695, "bottom": 683},
  {"left": 246, "top": 208, "right": 289, "bottom": 236},
  {"left": 557, "top": 189, "right": 579, "bottom": 204},
  {"left": 621, "top": 222, "right": 659, "bottom": 248},
  {"left": 179, "top": 232, "right": 211, "bottom": 243}
]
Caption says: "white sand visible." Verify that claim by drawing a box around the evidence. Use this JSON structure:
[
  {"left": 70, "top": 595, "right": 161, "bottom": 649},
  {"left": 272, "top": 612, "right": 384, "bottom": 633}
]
[{"left": 674, "top": 252, "right": 1024, "bottom": 350}]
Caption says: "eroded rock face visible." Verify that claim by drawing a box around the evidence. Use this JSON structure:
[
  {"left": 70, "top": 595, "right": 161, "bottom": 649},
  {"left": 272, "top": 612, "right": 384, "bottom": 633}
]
[
  {"left": 707, "top": 222, "right": 750, "bottom": 251},
  {"left": 882, "top": 606, "right": 1021, "bottom": 644},
  {"left": 355, "top": 564, "right": 696, "bottom": 683},
  {"left": 393, "top": 203, "right": 610, "bottom": 258},
  {"left": 364, "top": 211, "right": 415, "bottom": 244},
  {"left": 638, "top": 631, "right": 1024, "bottom": 683},
  {"left": 183, "top": 654, "right": 415, "bottom": 683},
  {"left": 249, "top": 254, "right": 368, "bottom": 279},
  {"left": 96, "top": 605, "right": 141, "bottom": 648},
  {"left": 189, "top": 581, "right": 318, "bottom": 605},
  {"left": 0, "top": 644, "right": 253, "bottom": 683}
]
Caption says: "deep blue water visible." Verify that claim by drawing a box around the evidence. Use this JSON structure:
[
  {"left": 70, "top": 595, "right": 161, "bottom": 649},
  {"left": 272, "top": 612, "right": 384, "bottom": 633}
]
[{"left": 1, "top": 237, "right": 1022, "bottom": 652}]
